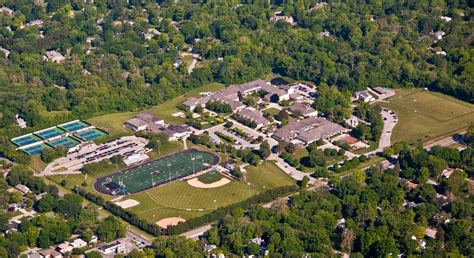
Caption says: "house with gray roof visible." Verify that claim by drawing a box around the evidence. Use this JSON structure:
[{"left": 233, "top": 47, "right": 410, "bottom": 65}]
[
  {"left": 237, "top": 108, "right": 270, "bottom": 129},
  {"left": 289, "top": 102, "right": 318, "bottom": 117}
]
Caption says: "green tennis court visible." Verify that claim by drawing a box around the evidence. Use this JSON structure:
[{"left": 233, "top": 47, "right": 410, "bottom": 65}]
[
  {"left": 47, "top": 137, "right": 80, "bottom": 148},
  {"left": 59, "top": 120, "right": 90, "bottom": 132},
  {"left": 12, "top": 135, "right": 41, "bottom": 147},
  {"left": 35, "top": 127, "right": 64, "bottom": 140},
  {"left": 75, "top": 128, "right": 107, "bottom": 141},
  {"left": 95, "top": 149, "right": 219, "bottom": 195}
]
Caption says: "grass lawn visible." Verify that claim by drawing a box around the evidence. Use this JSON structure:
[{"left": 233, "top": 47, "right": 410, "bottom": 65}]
[
  {"left": 182, "top": 55, "right": 193, "bottom": 67},
  {"left": 380, "top": 89, "right": 474, "bottom": 144},
  {"left": 262, "top": 107, "right": 281, "bottom": 117},
  {"left": 29, "top": 156, "right": 47, "bottom": 173},
  {"left": 123, "top": 160, "right": 294, "bottom": 221},
  {"left": 87, "top": 82, "right": 224, "bottom": 137}
]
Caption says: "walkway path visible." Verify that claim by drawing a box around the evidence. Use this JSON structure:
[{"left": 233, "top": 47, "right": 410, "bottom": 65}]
[{"left": 9, "top": 208, "right": 37, "bottom": 224}]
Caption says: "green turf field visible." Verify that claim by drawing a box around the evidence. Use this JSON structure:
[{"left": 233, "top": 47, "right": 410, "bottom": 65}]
[
  {"left": 381, "top": 89, "right": 474, "bottom": 144},
  {"left": 123, "top": 160, "right": 295, "bottom": 221},
  {"left": 95, "top": 149, "right": 219, "bottom": 194}
]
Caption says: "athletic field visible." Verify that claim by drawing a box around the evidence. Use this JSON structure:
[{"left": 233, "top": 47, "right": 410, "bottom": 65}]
[
  {"left": 94, "top": 149, "right": 219, "bottom": 195},
  {"left": 381, "top": 89, "right": 474, "bottom": 143}
]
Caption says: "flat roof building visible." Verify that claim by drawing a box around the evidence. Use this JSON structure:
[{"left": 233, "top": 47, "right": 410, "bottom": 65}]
[{"left": 273, "top": 117, "right": 347, "bottom": 146}]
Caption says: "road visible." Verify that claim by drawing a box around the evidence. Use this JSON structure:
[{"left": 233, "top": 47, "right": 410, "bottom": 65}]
[
  {"left": 181, "top": 224, "right": 213, "bottom": 240},
  {"left": 378, "top": 108, "right": 398, "bottom": 150}
]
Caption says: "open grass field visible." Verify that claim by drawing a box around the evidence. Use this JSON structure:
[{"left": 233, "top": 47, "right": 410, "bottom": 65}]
[
  {"left": 381, "top": 89, "right": 474, "bottom": 144},
  {"left": 87, "top": 82, "right": 224, "bottom": 137},
  {"left": 122, "top": 160, "right": 294, "bottom": 221}
]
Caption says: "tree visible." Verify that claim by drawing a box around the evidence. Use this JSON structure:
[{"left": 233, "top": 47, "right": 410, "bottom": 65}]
[
  {"left": 258, "top": 141, "right": 271, "bottom": 160},
  {"left": 97, "top": 216, "right": 126, "bottom": 242},
  {"left": 56, "top": 194, "right": 83, "bottom": 218},
  {"left": 299, "top": 176, "right": 309, "bottom": 188}
]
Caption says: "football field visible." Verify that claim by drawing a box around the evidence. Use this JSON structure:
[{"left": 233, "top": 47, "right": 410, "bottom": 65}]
[{"left": 94, "top": 149, "right": 219, "bottom": 194}]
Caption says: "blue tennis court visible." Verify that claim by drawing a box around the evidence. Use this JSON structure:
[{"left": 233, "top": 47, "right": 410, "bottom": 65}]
[
  {"left": 59, "top": 120, "right": 90, "bottom": 132},
  {"left": 35, "top": 127, "right": 64, "bottom": 140},
  {"left": 75, "top": 129, "right": 107, "bottom": 141},
  {"left": 22, "top": 144, "right": 49, "bottom": 155},
  {"left": 12, "top": 135, "right": 41, "bottom": 147},
  {"left": 47, "top": 137, "right": 80, "bottom": 148}
]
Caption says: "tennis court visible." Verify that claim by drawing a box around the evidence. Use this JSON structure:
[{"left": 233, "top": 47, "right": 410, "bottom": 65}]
[
  {"left": 59, "top": 120, "right": 90, "bottom": 132},
  {"left": 47, "top": 137, "right": 80, "bottom": 148},
  {"left": 12, "top": 135, "right": 41, "bottom": 147},
  {"left": 35, "top": 127, "right": 64, "bottom": 140},
  {"left": 75, "top": 129, "right": 107, "bottom": 141},
  {"left": 95, "top": 149, "right": 219, "bottom": 195},
  {"left": 22, "top": 144, "right": 50, "bottom": 155}
]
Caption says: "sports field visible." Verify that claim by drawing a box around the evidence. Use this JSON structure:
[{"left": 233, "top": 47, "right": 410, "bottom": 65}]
[
  {"left": 59, "top": 120, "right": 90, "bottom": 132},
  {"left": 381, "top": 89, "right": 474, "bottom": 143},
  {"left": 47, "top": 137, "right": 80, "bottom": 148},
  {"left": 94, "top": 149, "right": 219, "bottom": 195},
  {"left": 75, "top": 129, "right": 107, "bottom": 141},
  {"left": 35, "top": 127, "right": 64, "bottom": 140},
  {"left": 12, "top": 134, "right": 41, "bottom": 147},
  {"left": 22, "top": 144, "right": 49, "bottom": 155},
  {"left": 124, "top": 161, "right": 295, "bottom": 221}
]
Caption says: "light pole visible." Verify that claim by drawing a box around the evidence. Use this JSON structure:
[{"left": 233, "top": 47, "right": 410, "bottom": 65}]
[
  {"left": 191, "top": 155, "right": 196, "bottom": 175},
  {"left": 157, "top": 140, "right": 160, "bottom": 155},
  {"left": 213, "top": 199, "right": 217, "bottom": 210}
]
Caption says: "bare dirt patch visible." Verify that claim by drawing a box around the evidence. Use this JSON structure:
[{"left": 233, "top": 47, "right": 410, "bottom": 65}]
[
  {"left": 156, "top": 217, "right": 186, "bottom": 228},
  {"left": 187, "top": 177, "right": 231, "bottom": 188},
  {"left": 114, "top": 199, "right": 140, "bottom": 209}
]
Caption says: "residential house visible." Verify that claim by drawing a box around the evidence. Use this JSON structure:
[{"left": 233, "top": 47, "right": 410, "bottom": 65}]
[
  {"left": 15, "top": 114, "right": 27, "bottom": 128},
  {"left": 0, "top": 47, "right": 10, "bottom": 59},
  {"left": 71, "top": 238, "right": 87, "bottom": 249},
  {"left": 270, "top": 11, "right": 295, "bottom": 25},
  {"left": 425, "top": 228, "right": 437, "bottom": 239},
  {"left": 26, "top": 19, "right": 44, "bottom": 27},
  {"left": 43, "top": 50, "right": 65, "bottom": 63},
  {"left": 27, "top": 252, "right": 41, "bottom": 258},
  {"left": 1, "top": 7, "right": 14, "bottom": 16},
  {"left": 57, "top": 242, "right": 73, "bottom": 254},
  {"left": 289, "top": 102, "right": 318, "bottom": 117},
  {"left": 203, "top": 244, "right": 217, "bottom": 253},
  {"left": 39, "top": 249, "right": 63, "bottom": 258},
  {"left": 237, "top": 108, "right": 270, "bottom": 129},
  {"left": 98, "top": 241, "right": 126, "bottom": 254},
  {"left": 15, "top": 184, "right": 30, "bottom": 194},
  {"left": 7, "top": 203, "right": 19, "bottom": 212},
  {"left": 354, "top": 90, "right": 375, "bottom": 102}
]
